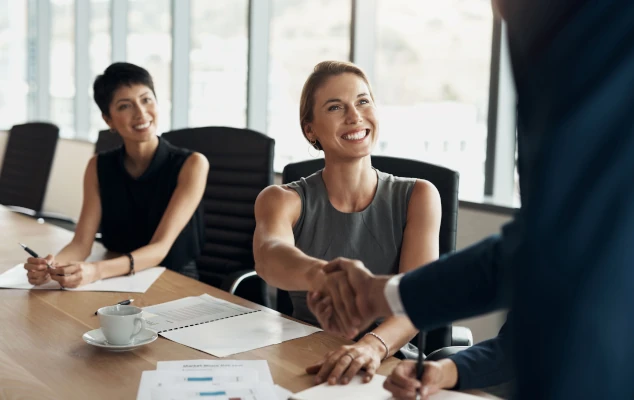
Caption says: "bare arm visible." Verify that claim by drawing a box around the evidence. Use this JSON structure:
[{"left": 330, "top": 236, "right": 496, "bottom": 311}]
[
  {"left": 361, "top": 180, "right": 442, "bottom": 357},
  {"left": 95, "top": 152, "right": 209, "bottom": 279},
  {"left": 253, "top": 185, "right": 326, "bottom": 291}
]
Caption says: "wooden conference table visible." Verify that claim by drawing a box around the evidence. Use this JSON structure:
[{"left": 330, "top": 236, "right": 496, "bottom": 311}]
[{"left": 0, "top": 206, "right": 498, "bottom": 399}]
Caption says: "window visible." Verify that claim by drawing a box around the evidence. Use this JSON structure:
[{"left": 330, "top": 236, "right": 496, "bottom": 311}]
[
  {"left": 50, "top": 0, "right": 75, "bottom": 137},
  {"left": 89, "top": 0, "right": 111, "bottom": 139},
  {"left": 190, "top": 0, "right": 248, "bottom": 128},
  {"left": 0, "top": 0, "right": 28, "bottom": 129},
  {"left": 375, "top": 0, "right": 493, "bottom": 198},
  {"left": 268, "top": 0, "right": 352, "bottom": 171},
  {"left": 127, "top": 0, "right": 172, "bottom": 131}
]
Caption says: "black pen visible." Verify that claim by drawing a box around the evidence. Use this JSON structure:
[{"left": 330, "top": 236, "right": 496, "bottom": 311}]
[
  {"left": 19, "top": 243, "right": 54, "bottom": 269},
  {"left": 416, "top": 331, "right": 427, "bottom": 400},
  {"left": 94, "top": 299, "right": 134, "bottom": 315}
]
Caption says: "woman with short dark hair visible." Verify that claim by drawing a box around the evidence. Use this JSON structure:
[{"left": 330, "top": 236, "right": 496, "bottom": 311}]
[{"left": 24, "top": 62, "right": 208, "bottom": 286}]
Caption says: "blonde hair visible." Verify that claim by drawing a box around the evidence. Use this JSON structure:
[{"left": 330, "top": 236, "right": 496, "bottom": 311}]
[{"left": 299, "top": 61, "right": 375, "bottom": 150}]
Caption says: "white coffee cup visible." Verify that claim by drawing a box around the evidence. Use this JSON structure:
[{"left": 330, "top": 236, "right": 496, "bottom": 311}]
[{"left": 97, "top": 305, "right": 146, "bottom": 345}]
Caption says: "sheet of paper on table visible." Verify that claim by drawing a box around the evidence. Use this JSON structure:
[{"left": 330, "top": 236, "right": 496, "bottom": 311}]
[
  {"left": 156, "top": 359, "right": 274, "bottom": 384},
  {"left": 290, "top": 375, "right": 485, "bottom": 400},
  {"left": 140, "top": 359, "right": 291, "bottom": 400},
  {"left": 150, "top": 383, "right": 279, "bottom": 400},
  {"left": 0, "top": 264, "right": 165, "bottom": 293}
]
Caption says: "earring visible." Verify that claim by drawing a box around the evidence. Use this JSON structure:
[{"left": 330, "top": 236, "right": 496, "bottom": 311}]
[{"left": 307, "top": 139, "right": 320, "bottom": 158}]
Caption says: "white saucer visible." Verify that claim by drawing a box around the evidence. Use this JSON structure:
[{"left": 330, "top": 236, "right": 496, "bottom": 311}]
[{"left": 82, "top": 328, "right": 158, "bottom": 351}]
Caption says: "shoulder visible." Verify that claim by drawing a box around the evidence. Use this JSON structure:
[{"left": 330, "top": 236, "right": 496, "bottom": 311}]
[
  {"left": 183, "top": 152, "right": 209, "bottom": 171},
  {"left": 87, "top": 154, "right": 99, "bottom": 170},
  {"left": 410, "top": 179, "right": 440, "bottom": 204},
  {"left": 256, "top": 185, "right": 301, "bottom": 211},
  {"left": 178, "top": 152, "right": 209, "bottom": 181},
  {"left": 407, "top": 179, "right": 441, "bottom": 221}
]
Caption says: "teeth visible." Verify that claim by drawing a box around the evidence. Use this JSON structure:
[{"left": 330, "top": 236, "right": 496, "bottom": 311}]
[
  {"left": 133, "top": 121, "right": 151, "bottom": 130},
  {"left": 342, "top": 130, "right": 367, "bottom": 140}
]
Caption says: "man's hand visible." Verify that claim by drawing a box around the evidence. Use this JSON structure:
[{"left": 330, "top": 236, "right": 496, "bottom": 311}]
[
  {"left": 308, "top": 257, "right": 394, "bottom": 339},
  {"left": 383, "top": 359, "right": 459, "bottom": 399}
]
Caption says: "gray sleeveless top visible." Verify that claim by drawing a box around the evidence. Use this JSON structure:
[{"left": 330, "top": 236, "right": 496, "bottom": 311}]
[{"left": 286, "top": 169, "right": 416, "bottom": 325}]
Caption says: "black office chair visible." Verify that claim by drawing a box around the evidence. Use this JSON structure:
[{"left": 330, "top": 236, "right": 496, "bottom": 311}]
[
  {"left": 163, "top": 127, "right": 274, "bottom": 307},
  {"left": 0, "top": 122, "right": 76, "bottom": 230},
  {"left": 277, "top": 156, "right": 473, "bottom": 354},
  {"left": 95, "top": 129, "right": 123, "bottom": 154}
]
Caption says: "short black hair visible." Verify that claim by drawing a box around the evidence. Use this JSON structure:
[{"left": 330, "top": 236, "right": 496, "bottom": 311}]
[{"left": 93, "top": 62, "right": 156, "bottom": 117}]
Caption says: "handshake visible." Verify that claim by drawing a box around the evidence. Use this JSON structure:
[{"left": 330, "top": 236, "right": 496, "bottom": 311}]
[{"left": 307, "top": 257, "right": 394, "bottom": 339}]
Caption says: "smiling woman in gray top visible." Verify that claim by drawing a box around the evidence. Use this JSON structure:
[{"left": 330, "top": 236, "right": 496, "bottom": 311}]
[{"left": 253, "top": 61, "right": 441, "bottom": 387}]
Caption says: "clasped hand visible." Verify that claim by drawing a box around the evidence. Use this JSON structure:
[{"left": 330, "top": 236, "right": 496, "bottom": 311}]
[
  {"left": 307, "top": 257, "right": 391, "bottom": 339},
  {"left": 24, "top": 255, "right": 100, "bottom": 288}
]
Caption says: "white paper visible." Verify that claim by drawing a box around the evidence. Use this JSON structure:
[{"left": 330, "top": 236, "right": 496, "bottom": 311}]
[
  {"left": 0, "top": 264, "right": 165, "bottom": 293},
  {"left": 151, "top": 383, "right": 278, "bottom": 400},
  {"left": 156, "top": 360, "right": 274, "bottom": 384},
  {"left": 137, "top": 369, "right": 259, "bottom": 400},
  {"left": 143, "top": 294, "right": 256, "bottom": 333},
  {"left": 159, "top": 311, "right": 321, "bottom": 357},
  {"left": 291, "top": 375, "right": 482, "bottom": 400},
  {"left": 274, "top": 385, "right": 293, "bottom": 400}
]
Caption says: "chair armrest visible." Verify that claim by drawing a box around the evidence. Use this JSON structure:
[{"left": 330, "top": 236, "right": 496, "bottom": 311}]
[
  {"left": 5, "top": 205, "right": 37, "bottom": 217},
  {"left": 6, "top": 206, "right": 77, "bottom": 231},
  {"left": 35, "top": 211, "right": 77, "bottom": 225},
  {"left": 426, "top": 346, "right": 470, "bottom": 362},
  {"left": 35, "top": 211, "right": 77, "bottom": 232},
  {"left": 451, "top": 325, "right": 473, "bottom": 346},
  {"left": 220, "top": 269, "right": 257, "bottom": 294},
  {"left": 220, "top": 269, "right": 271, "bottom": 308}
]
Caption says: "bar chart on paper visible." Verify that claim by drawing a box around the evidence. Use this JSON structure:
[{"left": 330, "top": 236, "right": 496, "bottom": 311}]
[{"left": 151, "top": 384, "right": 279, "bottom": 400}]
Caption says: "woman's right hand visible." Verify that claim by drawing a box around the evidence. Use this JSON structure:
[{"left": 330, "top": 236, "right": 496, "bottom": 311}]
[{"left": 24, "top": 254, "right": 55, "bottom": 286}]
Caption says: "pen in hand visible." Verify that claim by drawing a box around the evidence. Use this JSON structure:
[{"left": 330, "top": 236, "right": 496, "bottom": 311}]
[
  {"left": 416, "top": 331, "right": 427, "bottom": 400},
  {"left": 94, "top": 299, "right": 134, "bottom": 315},
  {"left": 19, "top": 243, "right": 54, "bottom": 269}
]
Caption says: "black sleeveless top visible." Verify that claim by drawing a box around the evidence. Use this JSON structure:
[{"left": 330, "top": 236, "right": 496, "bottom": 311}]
[{"left": 97, "top": 136, "right": 204, "bottom": 278}]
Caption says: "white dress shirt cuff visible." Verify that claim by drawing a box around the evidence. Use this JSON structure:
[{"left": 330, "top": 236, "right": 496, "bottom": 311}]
[{"left": 384, "top": 274, "right": 407, "bottom": 317}]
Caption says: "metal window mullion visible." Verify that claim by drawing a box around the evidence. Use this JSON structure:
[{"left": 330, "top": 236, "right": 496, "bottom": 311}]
[
  {"left": 246, "top": 0, "right": 270, "bottom": 133},
  {"left": 111, "top": 0, "right": 127, "bottom": 62},
  {"left": 171, "top": 0, "right": 190, "bottom": 130},
  {"left": 490, "top": 22, "right": 517, "bottom": 204},
  {"left": 484, "top": 18, "right": 502, "bottom": 196},
  {"left": 74, "top": 0, "right": 90, "bottom": 139},
  {"left": 350, "top": 0, "right": 376, "bottom": 83}
]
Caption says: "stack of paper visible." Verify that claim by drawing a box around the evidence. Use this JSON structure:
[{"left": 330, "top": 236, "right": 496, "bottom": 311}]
[{"left": 137, "top": 359, "right": 293, "bottom": 400}]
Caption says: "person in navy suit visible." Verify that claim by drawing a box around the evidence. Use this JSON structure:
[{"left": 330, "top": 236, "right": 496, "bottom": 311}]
[
  {"left": 383, "top": 318, "right": 513, "bottom": 399},
  {"left": 308, "top": 1, "right": 634, "bottom": 399}
]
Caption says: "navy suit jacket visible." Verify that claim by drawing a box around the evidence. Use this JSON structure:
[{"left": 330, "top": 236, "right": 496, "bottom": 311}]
[{"left": 398, "top": 1, "right": 634, "bottom": 398}]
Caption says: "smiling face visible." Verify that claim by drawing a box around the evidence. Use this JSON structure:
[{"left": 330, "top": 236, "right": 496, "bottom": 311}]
[
  {"left": 103, "top": 84, "right": 158, "bottom": 143},
  {"left": 304, "top": 73, "right": 378, "bottom": 160}
]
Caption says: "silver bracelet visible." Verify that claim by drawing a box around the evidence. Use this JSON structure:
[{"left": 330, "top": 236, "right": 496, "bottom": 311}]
[{"left": 365, "top": 332, "right": 390, "bottom": 361}]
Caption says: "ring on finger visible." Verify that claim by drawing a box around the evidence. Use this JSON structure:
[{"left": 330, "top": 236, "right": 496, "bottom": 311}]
[{"left": 343, "top": 353, "right": 355, "bottom": 362}]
